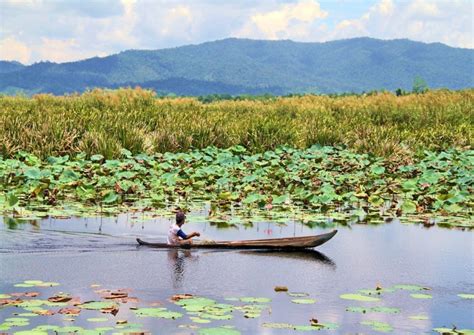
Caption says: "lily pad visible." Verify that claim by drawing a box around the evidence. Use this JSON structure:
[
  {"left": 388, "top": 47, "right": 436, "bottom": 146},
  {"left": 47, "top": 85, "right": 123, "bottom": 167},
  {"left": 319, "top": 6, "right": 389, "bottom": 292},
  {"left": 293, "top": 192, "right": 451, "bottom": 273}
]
[
  {"left": 190, "top": 317, "right": 211, "bottom": 323},
  {"left": 133, "top": 307, "right": 182, "bottom": 319},
  {"left": 79, "top": 301, "right": 118, "bottom": 310},
  {"left": 239, "top": 297, "right": 271, "bottom": 303},
  {"left": 410, "top": 293, "right": 432, "bottom": 299},
  {"left": 458, "top": 294, "right": 474, "bottom": 299},
  {"left": 361, "top": 320, "right": 393, "bottom": 333},
  {"left": 346, "top": 306, "right": 400, "bottom": 314},
  {"left": 409, "top": 315, "right": 429, "bottom": 320},
  {"left": 340, "top": 294, "right": 380, "bottom": 302},
  {"left": 262, "top": 323, "right": 293, "bottom": 329},
  {"left": 87, "top": 317, "right": 108, "bottom": 322},
  {"left": 287, "top": 292, "right": 309, "bottom": 297},
  {"left": 198, "top": 327, "right": 241, "bottom": 335},
  {"left": 393, "top": 284, "right": 429, "bottom": 291},
  {"left": 175, "top": 297, "right": 216, "bottom": 312},
  {"left": 291, "top": 298, "right": 316, "bottom": 304}
]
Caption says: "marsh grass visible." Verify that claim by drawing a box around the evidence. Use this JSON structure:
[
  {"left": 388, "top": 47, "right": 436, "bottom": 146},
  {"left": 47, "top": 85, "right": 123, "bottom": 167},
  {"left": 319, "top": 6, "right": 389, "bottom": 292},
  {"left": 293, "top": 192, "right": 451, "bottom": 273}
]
[{"left": 0, "top": 88, "right": 472, "bottom": 158}]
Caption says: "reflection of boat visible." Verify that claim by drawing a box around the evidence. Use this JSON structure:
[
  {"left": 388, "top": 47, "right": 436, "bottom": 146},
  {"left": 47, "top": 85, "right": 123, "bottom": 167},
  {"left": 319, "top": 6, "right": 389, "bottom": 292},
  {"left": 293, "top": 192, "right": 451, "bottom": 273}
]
[
  {"left": 136, "top": 230, "right": 337, "bottom": 250},
  {"left": 238, "top": 249, "right": 336, "bottom": 267}
]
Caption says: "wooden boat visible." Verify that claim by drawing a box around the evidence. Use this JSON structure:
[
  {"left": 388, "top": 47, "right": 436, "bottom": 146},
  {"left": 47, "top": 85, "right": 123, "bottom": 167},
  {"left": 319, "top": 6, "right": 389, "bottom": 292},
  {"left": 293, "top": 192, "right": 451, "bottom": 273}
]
[{"left": 136, "top": 230, "right": 337, "bottom": 250}]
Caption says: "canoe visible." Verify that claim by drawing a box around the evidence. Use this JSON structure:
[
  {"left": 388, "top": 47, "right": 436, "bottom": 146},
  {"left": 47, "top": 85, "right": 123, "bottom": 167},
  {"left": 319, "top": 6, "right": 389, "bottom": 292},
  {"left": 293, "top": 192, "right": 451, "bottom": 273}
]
[{"left": 136, "top": 230, "right": 337, "bottom": 250}]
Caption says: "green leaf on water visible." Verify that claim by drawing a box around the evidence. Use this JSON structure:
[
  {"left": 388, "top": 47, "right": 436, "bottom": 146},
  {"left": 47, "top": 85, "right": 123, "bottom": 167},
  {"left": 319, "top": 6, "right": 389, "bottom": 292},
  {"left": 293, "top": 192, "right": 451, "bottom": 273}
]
[
  {"left": 175, "top": 297, "right": 216, "bottom": 312},
  {"left": 133, "top": 307, "right": 182, "bottom": 319},
  {"left": 393, "top": 284, "right": 429, "bottom": 291},
  {"left": 24, "top": 280, "right": 44, "bottom": 285},
  {"left": 458, "top": 293, "right": 474, "bottom": 299},
  {"left": 409, "top": 315, "right": 429, "bottom": 320},
  {"left": 91, "top": 154, "right": 104, "bottom": 162},
  {"left": 199, "top": 313, "right": 233, "bottom": 320},
  {"left": 340, "top": 294, "right": 380, "bottom": 302},
  {"left": 291, "top": 298, "right": 316, "bottom": 304},
  {"left": 361, "top": 320, "right": 393, "bottom": 333},
  {"left": 198, "top": 327, "right": 241, "bottom": 335},
  {"left": 190, "top": 317, "right": 211, "bottom": 323},
  {"left": 5, "top": 317, "right": 30, "bottom": 327},
  {"left": 24, "top": 168, "right": 42, "bottom": 180},
  {"left": 103, "top": 191, "right": 119, "bottom": 204},
  {"left": 6, "top": 193, "right": 19, "bottom": 207},
  {"left": 401, "top": 200, "right": 417, "bottom": 213},
  {"left": 79, "top": 301, "right": 118, "bottom": 310},
  {"left": 371, "top": 166, "right": 385, "bottom": 175},
  {"left": 346, "top": 306, "right": 400, "bottom": 314},
  {"left": 287, "top": 292, "right": 309, "bottom": 297},
  {"left": 410, "top": 293, "right": 432, "bottom": 299},
  {"left": 239, "top": 297, "right": 271, "bottom": 303},
  {"left": 262, "top": 323, "right": 293, "bottom": 329},
  {"left": 87, "top": 317, "right": 108, "bottom": 322}
]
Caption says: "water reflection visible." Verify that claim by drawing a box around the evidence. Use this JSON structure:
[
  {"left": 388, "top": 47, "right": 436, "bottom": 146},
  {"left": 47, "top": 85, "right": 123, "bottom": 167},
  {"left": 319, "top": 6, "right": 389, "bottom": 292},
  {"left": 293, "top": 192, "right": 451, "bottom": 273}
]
[
  {"left": 167, "top": 249, "right": 198, "bottom": 289},
  {"left": 239, "top": 249, "right": 336, "bottom": 268}
]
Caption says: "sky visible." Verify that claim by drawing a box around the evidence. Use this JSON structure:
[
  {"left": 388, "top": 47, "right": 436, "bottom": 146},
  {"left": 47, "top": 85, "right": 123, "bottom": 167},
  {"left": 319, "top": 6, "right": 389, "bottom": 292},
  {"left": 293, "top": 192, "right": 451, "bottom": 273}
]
[{"left": 0, "top": 0, "right": 472, "bottom": 64}]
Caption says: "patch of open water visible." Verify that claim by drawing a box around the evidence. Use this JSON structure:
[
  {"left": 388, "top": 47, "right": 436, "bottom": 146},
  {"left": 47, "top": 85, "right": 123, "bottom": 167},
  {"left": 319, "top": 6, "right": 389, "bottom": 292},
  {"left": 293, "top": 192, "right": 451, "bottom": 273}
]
[{"left": 0, "top": 213, "right": 472, "bottom": 334}]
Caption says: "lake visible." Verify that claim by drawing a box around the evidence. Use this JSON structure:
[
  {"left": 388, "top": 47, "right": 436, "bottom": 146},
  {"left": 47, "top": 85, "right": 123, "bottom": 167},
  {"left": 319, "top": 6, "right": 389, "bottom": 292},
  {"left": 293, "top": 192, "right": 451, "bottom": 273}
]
[{"left": 0, "top": 212, "right": 473, "bottom": 334}]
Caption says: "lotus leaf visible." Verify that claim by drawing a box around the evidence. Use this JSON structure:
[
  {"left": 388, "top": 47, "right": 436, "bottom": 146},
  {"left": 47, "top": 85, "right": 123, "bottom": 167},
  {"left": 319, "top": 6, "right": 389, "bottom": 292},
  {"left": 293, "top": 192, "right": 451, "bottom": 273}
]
[
  {"left": 409, "top": 315, "right": 428, "bottom": 320},
  {"left": 87, "top": 318, "right": 109, "bottom": 322},
  {"left": 410, "top": 293, "right": 432, "bottom": 299},
  {"left": 291, "top": 298, "right": 316, "bottom": 304},
  {"left": 346, "top": 306, "right": 400, "bottom": 314},
  {"left": 175, "top": 297, "right": 216, "bottom": 312},
  {"left": 287, "top": 292, "right": 309, "bottom": 297},
  {"left": 240, "top": 297, "right": 271, "bottom": 303},
  {"left": 393, "top": 285, "right": 429, "bottom": 291},
  {"left": 198, "top": 327, "right": 241, "bottom": 335},
  {"left": 190, "top": 317, "right": 211, "bottom": 323},
  {"left": 340, "top": 294, "right": 380, "bottom": 302},
  {"left": 79, "top": 301, "right": 118, "bottom": 310},
  {"left": 361, "top": 320, "right": 393, "bottom": 332},
  {"left": 133, "top": 307, "right": 182, "bottom": 319},
  {"left": 458, "top": 294, "right": 474, "bottom": 299}
]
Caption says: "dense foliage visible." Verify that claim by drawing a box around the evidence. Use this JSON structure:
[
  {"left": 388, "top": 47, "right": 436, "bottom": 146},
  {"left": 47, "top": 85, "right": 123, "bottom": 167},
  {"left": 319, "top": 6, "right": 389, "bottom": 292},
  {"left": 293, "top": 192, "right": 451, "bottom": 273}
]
[
  {"left": 1, "top": 146, "right": 472, "bottom": 227},
  {"left": 1, "top": 88, "right": 472, "bottom": 158},
  {"left": 1, "top": 38, "right": 472, "bottom": 95}
]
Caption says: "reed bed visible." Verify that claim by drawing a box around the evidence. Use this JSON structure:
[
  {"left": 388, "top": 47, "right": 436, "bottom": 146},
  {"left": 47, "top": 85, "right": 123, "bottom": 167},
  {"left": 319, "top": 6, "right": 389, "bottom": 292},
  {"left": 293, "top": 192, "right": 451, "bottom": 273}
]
[{"left": 0, "top": 88, "right": 472, "bottom": 158}]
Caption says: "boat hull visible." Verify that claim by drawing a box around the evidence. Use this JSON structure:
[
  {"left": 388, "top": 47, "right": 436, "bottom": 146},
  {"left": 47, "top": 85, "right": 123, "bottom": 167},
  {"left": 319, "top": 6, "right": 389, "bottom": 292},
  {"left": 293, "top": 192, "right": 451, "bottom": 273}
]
[{"left": 136, "top": 230, "right": 337, "bottom": 250}]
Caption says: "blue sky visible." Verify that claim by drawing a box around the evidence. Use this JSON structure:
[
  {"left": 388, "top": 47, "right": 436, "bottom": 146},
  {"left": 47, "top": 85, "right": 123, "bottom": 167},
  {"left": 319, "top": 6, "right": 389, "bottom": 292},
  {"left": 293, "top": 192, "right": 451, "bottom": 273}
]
[{"left": 0, "top": 0, "right": 472, "bottom": 64}]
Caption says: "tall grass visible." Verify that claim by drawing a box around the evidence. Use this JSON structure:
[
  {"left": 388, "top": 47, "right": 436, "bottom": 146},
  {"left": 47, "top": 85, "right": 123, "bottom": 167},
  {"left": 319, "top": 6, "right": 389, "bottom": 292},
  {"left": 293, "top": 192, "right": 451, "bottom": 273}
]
[{"left": 0, "top": 88, "right": 472, "bottom": 158}]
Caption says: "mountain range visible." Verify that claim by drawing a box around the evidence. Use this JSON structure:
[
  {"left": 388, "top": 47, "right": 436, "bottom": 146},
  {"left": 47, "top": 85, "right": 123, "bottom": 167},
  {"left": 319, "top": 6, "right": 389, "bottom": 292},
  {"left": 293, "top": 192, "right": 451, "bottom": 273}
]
[{"left": 0, "top": 37, "right": 472, "bottom": 96}]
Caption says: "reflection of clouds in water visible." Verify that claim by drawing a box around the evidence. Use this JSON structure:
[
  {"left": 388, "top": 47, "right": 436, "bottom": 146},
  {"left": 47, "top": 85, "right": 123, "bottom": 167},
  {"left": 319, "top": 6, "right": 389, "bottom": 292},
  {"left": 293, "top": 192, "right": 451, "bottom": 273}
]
[{"left": 167, "top": 249, "right": 198, "bottom": 289}]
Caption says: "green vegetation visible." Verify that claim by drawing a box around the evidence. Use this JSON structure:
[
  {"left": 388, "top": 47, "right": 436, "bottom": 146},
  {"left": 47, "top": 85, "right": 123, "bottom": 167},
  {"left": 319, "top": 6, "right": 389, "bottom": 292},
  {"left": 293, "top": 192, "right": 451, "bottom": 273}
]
[
  {"left": 1, "top": 145, "right": 472, "bottom": 227},
  {"left": 1, "top": 88, "right": 472, "bottom": 158}
]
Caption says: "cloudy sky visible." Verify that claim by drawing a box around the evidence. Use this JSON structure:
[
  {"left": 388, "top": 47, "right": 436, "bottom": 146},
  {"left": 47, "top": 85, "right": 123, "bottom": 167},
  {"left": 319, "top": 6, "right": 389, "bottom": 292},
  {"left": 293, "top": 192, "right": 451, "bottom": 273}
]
[{"left": 0, "top": 0, "right": 472, "bottom": 64}]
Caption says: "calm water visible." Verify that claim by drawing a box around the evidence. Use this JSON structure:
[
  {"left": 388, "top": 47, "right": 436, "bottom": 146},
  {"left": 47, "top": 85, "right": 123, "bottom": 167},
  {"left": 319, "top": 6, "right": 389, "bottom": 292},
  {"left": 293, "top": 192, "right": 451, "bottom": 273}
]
[{"left": 0, "top": 213, "right": 473, "bottom": 334}]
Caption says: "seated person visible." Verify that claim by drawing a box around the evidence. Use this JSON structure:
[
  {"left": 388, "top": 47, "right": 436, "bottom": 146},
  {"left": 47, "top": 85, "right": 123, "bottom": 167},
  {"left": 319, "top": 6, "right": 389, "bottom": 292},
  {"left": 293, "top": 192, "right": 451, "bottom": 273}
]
[{"left": 167, "top": 210, "right": 200, "bottom": 245}]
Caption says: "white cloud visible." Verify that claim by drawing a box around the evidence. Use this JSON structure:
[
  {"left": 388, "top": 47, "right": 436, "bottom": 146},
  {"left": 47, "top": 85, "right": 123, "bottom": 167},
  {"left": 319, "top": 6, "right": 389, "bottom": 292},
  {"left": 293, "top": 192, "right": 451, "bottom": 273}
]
[
  {"left": 331, "top": 0, "right": 473, "bottom": 48},
  {"left": 160, "top": 5, "right": 193, "bottom": 36},
  {"left": 236, "top": 0, "right": 328, "bottom": 40},
  {"left": 35, "top": 37, "right": 104, "bottom": 63},
  {"left": 0, "top": 36, "right": 31, "bottom": 63}
]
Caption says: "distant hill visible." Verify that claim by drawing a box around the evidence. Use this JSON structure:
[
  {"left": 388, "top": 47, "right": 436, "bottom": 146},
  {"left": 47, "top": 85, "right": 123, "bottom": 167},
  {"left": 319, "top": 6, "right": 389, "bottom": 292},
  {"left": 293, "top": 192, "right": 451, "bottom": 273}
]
[
  {"left": 0, "top": 60, "right": 24, "bottom": 73},
  {"left": 1, "top": 38, "right": 472, "bottom": 95}
]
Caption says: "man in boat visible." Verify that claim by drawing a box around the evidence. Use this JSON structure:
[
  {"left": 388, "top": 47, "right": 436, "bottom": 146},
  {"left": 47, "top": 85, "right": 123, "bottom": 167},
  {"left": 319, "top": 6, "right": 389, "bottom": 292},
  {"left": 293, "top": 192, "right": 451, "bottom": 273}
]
[{"left": 167, "top": 211, "right": 200, "bottom": 245}]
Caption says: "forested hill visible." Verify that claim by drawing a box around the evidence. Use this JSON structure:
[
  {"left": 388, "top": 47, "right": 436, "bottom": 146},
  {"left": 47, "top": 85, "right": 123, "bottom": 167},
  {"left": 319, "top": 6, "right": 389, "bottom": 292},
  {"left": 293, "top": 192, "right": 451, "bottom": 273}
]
[{"left": 1, "top": 37, "right": 472, "bottom": 95}]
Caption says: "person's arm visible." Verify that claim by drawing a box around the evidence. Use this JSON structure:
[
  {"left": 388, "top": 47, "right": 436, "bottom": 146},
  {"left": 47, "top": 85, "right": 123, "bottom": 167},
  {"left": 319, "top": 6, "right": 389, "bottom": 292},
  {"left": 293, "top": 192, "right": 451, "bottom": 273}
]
[{"left": 177, "top": 229, "right": 200, "bottom": 240}]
